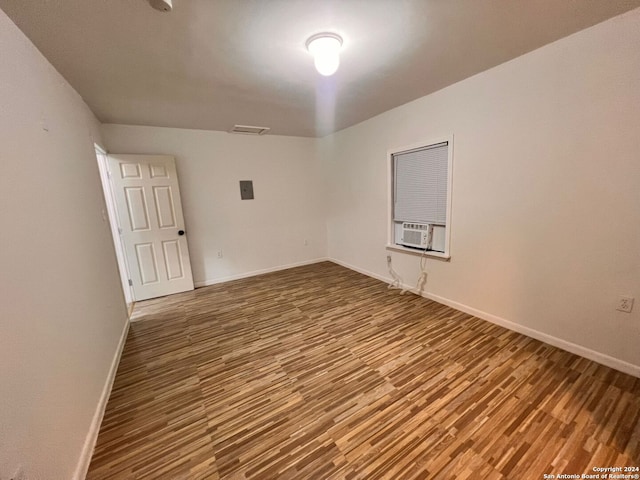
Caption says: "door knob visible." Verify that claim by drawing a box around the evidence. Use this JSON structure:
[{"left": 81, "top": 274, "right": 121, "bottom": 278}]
[{"left": 178, "top": 230, "right": 185, "bottom": 236}]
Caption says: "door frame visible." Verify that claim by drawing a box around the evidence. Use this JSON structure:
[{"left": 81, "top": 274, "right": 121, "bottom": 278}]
[{"left": 95, "top": 144, "right": 136, "bottom": 312}]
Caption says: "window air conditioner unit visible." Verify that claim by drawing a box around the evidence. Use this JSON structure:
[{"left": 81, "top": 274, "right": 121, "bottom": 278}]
[{"left": 400, "top": 222, "right": 432, "bottom": 249}]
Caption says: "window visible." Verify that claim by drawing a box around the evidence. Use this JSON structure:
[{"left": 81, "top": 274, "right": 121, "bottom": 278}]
[{"left": 388, "top": 137, "right": 453, "bottom": 259}]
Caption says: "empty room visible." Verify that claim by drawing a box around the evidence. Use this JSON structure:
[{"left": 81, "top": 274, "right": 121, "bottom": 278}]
[{"left": 1, "top": 1, "right": 639, "bottom": 479}]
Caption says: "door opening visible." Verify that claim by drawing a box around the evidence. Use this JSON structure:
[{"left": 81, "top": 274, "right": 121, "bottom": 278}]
[{"left": 95, "top": 145, "right": 135, "bottom": 314}]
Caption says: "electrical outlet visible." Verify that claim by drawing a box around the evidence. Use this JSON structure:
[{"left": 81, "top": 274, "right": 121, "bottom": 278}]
[
  {"left": 217, "top": 250, "right": 223, "bottom": 259},
  {"left": 304, "top": 239, "right": 308, "bottom": 246},
  {"left": 617, "top": 295, "right": 634, "bottom": 313},
  {"left": 386, "top": 255, "right": 392, "bottom": 263}
]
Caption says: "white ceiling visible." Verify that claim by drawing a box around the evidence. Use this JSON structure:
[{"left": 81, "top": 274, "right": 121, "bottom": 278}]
[{"left": 1, "top": 0, "right": 639, "bottom": 137}]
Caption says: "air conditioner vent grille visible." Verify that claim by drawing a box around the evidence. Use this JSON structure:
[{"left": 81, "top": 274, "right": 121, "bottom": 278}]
[
  {"left": 400, "top": 222, "right": 432, "bottom": 249},
  {"left": 229, "top": 125, "right": 271, "bottom": 135}
]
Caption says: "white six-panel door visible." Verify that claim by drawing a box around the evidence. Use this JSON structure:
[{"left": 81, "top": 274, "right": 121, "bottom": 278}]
[{"left": 107, "top": 154, "right": 194, "bottom": 301}]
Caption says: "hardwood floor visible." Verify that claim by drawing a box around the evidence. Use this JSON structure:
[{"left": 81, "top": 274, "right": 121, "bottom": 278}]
[{"left": 87, "top": 261, "right": 640, "bottom": 479}]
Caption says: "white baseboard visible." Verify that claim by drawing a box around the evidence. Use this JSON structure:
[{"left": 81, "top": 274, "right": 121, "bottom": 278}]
[
  {"left": 194, "top": 257, "right": 330, "bottom": 288},
  {"left": 329, "top": 258, "right": 640, "bottom": 378},
  {"left": 329, "top": 257, "right": 395, "bottom": 285},
  {"left": 73, "top": 318, "right": 130, "bottom": 480}
]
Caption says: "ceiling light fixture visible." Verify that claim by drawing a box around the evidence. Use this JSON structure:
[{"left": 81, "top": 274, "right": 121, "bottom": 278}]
[
  {"left": 306, "top": 33, "right": 343, "bottom": 76},
  {"left": 149, "top": 0, "right": 173, "bottom": 12}
]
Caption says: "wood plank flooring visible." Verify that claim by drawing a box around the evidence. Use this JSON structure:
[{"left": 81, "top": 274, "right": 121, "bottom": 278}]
[{"left": 87, "top": 261, "right": 640, "bottom": 479}]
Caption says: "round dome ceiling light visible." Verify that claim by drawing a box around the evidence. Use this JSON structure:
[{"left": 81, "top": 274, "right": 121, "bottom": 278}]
[
  {"left": 306, "top": 33, "right": 343, "bottom": 76},
  {"left": 149, "top": 0, "right": 172, "bottom": 12}
]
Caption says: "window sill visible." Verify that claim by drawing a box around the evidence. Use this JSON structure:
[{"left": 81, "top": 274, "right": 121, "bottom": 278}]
[{"left": 385, "top": 244, "right": 451, "bottom": 261}]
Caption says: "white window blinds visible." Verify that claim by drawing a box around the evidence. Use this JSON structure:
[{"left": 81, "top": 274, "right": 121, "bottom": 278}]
[{"left": 393, "top": 142, "right": 448, "bottom": 225}]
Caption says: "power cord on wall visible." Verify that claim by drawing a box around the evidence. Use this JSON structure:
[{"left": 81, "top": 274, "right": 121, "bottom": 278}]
[
  {"left": 387, "top": 255, "right": 407, "bottom": 294},
  {"left": 415, "top": 248, "right": 428, "bottom": 295},
  {"left": 387, "top": 250, "right": 429, "bottom": 296}
]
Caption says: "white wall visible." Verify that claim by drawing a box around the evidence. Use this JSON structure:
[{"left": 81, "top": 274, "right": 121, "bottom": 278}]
[
  {"left": 0, "top": 9, "right": 129, "bottom": 480},
  {"left": 322, "top": 9, "right": 640, "bottom": 374},
  {"left": 2, "top": 5, "right": 636, "bottom": 479},
  {"left": 100, "top": 125, "right": 327, "bottom": 286}
]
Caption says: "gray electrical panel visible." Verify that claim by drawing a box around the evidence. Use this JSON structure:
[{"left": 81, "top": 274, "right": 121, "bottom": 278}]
[{"left": 239, "top": 180, "right": 254, "bottom": 200}]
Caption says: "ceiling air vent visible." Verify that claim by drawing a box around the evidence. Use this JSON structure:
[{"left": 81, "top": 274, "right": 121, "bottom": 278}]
[{"left": 229, "top": 125, "right": 270, "bottom": 135}]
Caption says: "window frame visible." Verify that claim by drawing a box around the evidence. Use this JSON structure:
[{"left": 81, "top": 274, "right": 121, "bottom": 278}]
[{"left": 386, "top": 135, "right": 454, "bottom": 260}]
